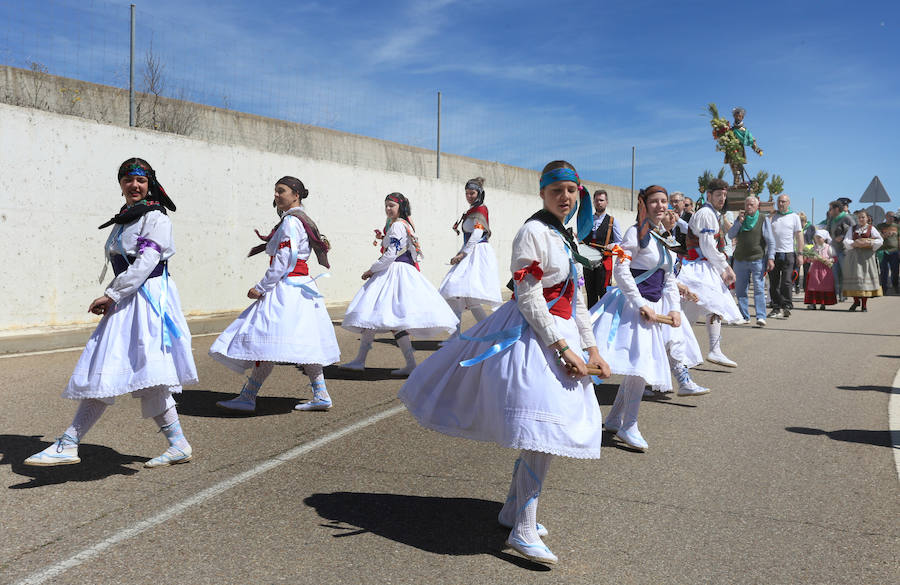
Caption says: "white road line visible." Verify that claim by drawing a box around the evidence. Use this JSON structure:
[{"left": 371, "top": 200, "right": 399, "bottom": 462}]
[
  {"left": 0, "top": 332, "right": 224, "bottom": 359},
  {"left": 890, "top": 366, "right": 900, "bottom": 482},
  {"left": 13, "top": 404, "right": 407, "bottom": 585},
  {"left": 0, "top": 347, "right": 83, "bottom": 358}
]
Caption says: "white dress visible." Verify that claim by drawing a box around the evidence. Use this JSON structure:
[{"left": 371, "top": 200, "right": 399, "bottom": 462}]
[
  {"left": 590, "top": 226, "right": 680, "bottom": 390},
  {"left": 342, "top": 220, "right": 458, "bottom": 339},
  {"left": 63, "top": 210, "right": 198, "bottom": 400},
  {"left": 399, "top": 220, "right": 604, "bottom": 459},
  {"left": 209, "top": 209, "right": 340, "bottom": 372},
  {"left": 677, "top": 204, "right": 743, "bottom": 323},
  {"left": 438, "top": 216, "right": 503, "bottom": 309}
]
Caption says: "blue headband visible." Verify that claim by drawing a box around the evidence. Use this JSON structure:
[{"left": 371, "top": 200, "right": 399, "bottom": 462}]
[
  {"left": 125, "top": 164, "right": 148, "bottom": 177},
  {"left": 540, "top": 168, "right": 579, "bottom": 189}
]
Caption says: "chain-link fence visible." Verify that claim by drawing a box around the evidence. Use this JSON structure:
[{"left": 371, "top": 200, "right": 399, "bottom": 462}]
[{"left": 1, "top": 0, "right": 636, "bottom": 188}]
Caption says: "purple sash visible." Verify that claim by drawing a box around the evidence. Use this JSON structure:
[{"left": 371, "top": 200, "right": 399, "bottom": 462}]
[
  {"left": 111, "top": 254, "right": 167, "bottom": 278},
  {"left": 631, "top": 268, "right": 664, "bottom": 302}
]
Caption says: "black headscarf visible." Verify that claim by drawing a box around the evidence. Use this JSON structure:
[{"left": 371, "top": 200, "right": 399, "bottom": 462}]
[{"left": 99, "top": 159, "right": 176, "bottom": 229}]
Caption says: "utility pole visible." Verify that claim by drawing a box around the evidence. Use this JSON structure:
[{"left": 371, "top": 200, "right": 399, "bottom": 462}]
[
  {"left": 129, "top": 4, "right": 136, "bottom": 127},
  {"left": 436, "top": 91, "right": 441, "bottom": 179},
  {"left": 630, "top": 146, "right": 635, "bottom": 210}
]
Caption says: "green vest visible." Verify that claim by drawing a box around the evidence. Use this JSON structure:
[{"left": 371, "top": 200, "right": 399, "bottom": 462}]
[{"left": 733, "top": 216, "right": 765, "bottom": 261}]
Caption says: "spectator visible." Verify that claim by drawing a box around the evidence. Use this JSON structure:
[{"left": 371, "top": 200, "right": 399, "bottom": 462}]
[
  {"left": 876, "top": 211, "right": 899, "bottom": 294},
  {"left": 804, "top": 230, "right": 837, "bottom": 309},
  {"left": 682, "top": 196, "right": 695, "bottom": 221},
  {"left": 767, "top": 194, "right": 804, "bottom": 318},
  {"left": 842, "top": 210, "right": 883, "bottom": 312},
  {"left": 798, "top": 211, "right": 815, "bottom": 292},
  {"left": 727, "top": 195, "right": 775, "bottom": 326},
  {"left": 824, "top": 200, "right": 856, "bottom": 302}
]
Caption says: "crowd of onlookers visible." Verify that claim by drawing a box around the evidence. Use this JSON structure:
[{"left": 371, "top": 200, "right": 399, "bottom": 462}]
[{"left": 580, "top": 188, "right": 899, "bottom": 325}]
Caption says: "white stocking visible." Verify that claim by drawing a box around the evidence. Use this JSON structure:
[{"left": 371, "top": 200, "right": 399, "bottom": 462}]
[
  {"left": 511, "top": 450, "right": 552, "bottom": 544},
  {"left": 64, "top": 399, "right": 108, "bottom": 442}
]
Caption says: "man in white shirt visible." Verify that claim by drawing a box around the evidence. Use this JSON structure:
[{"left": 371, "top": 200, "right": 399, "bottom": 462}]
[{"left": 767, "top": 194, "right": 804, "bottom": 318}]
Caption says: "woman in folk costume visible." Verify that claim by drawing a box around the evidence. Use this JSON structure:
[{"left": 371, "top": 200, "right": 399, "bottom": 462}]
[
  {"left": 210, "top": 176, "right": 340, "bottom": 413},
  {"left": 438, "top": 177, "right": 503, "bottom": 338},
  {"left": 804, "top": 229, "right": 838, "bottom": 310},
  {"left": 642, "top": 208, "right": 708, "bottom": 398},
  {"left": 26, "top": 158, "right": 197, "bottom": 468},
  {"left": 590, "top": 186, "right": 694, "bottom": 451},
  {"left": 399, "top": 161, "right": 610, "bottom": 566},
  {"left": 842, "top": 210, "right": 883, "bottom": 312},
  {"left": 676, "top": 178, "right": 742, "bottom": 367},
  {"left": 340, "top": 192, "right": 458, "bottom": 375}
]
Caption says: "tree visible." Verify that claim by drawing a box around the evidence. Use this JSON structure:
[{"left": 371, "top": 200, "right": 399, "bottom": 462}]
[
  {"left": 750, "top": 170, "right": 768, "bottom": 196},
  {"left": 766, "top": 174, "right": 784, "bottom": 200},
  {"left": 135, "top": 44, "right": 198, "bottom": 135}
]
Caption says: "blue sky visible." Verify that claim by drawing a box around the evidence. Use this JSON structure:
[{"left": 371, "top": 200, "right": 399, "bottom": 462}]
[{"left": 3, "top": 0, "right": 898, "bottom": 220}]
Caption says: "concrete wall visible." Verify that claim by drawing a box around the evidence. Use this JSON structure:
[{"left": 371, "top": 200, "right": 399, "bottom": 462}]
[{"left": 0, "top": 68, "right": 633, "bottom": 335}]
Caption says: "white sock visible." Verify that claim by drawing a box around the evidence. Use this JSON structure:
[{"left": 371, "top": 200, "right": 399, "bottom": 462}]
[
  {"left": 512, "top": 450, "right": 552, "bottom": 544},
  {"left": 498, "top": 457, "right": 521, "bottom": 526},
  {"left": 249, "top": 362, "right": 274, "bottom": 392},
  {"left": 620, "top": 375, "right": 645, "bottom": 430},
  {"left": 707, "top": 317, "right": 722, "bottom": 354},
  {"left": 395, "top": 332, "right": 416, "bottom": 369},
  {"left": 154, "top": 407, "right": 189, "bottom": 451},
  {"left": 64, "top": 399, "right": 108, "bottom": 442},
  {"left": 301, "top": 363, "right": 325, "bottom": 385},
  {"left": 348, "top": 330, "right": 375, "bottom": 364}
]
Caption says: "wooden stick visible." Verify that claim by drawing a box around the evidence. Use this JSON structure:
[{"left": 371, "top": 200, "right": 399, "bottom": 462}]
[
  {"left": 586, "top": 366, "right": 608, "bottom": 376},
  {"left": 654, "top": 314, "right": 675, "bottom": 326}
]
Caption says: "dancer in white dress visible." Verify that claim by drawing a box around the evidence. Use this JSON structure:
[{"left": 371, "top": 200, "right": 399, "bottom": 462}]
[
  {"left": 25, "top": 158, "right": 198, "bottom": 468},
  {"left": 340, "top": 192, "right": 458, "bottom": 375},
  {"left": 439, "top": 177, "right": 503, "bottom": 338},
  {"left": 210, "top": 176, "right": 340, "bottom": 413},
  {"left": 400, "top": 161, "right": 611, "bottom": 566},
  {"left": 676, "top": 178, "right": 742, "bottom": 367},
  {"left": 644, "top": 212, "right": 708, "bottom": 398},
  {"left": 590, "top": 186, "right": 689, "bottom": 451}
]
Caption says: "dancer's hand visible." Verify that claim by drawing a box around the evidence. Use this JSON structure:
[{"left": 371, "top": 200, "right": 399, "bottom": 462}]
[
  {"left": 361, "top": 270, "right": 373, "bottom": 280},
  {"left": 450, "top": 252, "right": 466, "bottom": 265},
  {"left": 585, "top": 347, "right": 611, "bottom": 378},
  {"left": 721, "top": 265, "right": 736, "bottom": 285},
  {"left": 552, "top": 340, "right": 588, "bottom": 378},
  {"left": 667, "top": 311, "right": 681, "bottom": 327},
  {"left": 89, "top": 295, "right": 114, "bottom": 315},
  {"left": 639, "top": 305, "right": 656, "bottom": 322},
  {"left": 247, "top": 288, "right": 262, "bottom": 299}
]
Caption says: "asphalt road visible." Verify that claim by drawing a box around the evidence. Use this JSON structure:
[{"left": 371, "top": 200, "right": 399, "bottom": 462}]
[{"left": 1, "top": 295, "right": 898, "bottom": 584}]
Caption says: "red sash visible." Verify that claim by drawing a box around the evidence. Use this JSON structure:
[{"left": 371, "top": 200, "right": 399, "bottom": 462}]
[
  {"left": 511, "top": 279, "right": 575, "bottom": 319},
  {"left": 274, "top": 241, "right": 309, "bottom": 276}
]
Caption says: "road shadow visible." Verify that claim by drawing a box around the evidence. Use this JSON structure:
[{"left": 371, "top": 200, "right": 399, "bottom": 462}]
[
  {"left": 323, "top": 365, "right": 406, "bottom": 381},
  {"left": 175, "top": 389, "right": 298, "bottom": 417},
  {"left": 785, "top": 427, "right": 896, "bottom": 448},
  {"left": 304, "top": 492, "right": 550, "bottom": 571},
  {"left": 876, "top": 354, "right": 900, "bottom": 359},
  {"left": 371, "top": 338, "right": 443, "bottom": 351},
  {"left": 594, "top": 383, "right": 620, "bottom": 406},
  {"left": 835, "top": 385, "right": 895, "bottom": 394},
  {"left": 0, "top": 434, "right": 147, "bottom": 489}
]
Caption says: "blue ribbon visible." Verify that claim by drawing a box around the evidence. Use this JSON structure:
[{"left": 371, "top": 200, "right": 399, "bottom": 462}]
[
  {"left": 283, "top": 272, "right": 329, "bottom": 298},
  {"left": 459, "top": 227, "right": 576, "bottom": 367},
  {"left": 116, "top": 226, "right": 181, "bottom": 349}
]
